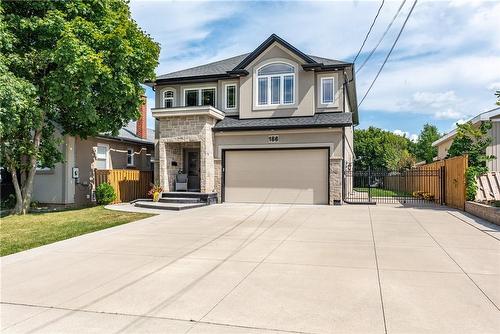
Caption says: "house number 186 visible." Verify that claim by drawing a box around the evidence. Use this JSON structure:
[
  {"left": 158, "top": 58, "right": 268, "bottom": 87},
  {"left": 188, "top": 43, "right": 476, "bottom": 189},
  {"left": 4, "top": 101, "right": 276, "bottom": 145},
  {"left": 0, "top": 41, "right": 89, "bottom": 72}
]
[{"left": 268, "top": 135, "right": 279, "bottom": 143}]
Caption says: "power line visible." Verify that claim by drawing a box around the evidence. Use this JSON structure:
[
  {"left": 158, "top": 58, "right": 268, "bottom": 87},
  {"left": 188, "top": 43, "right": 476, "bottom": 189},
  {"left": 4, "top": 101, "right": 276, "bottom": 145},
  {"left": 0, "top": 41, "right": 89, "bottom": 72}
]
[
  {"left": 353, "top": 0, "right": 385, "bottom": 63},
  {"left": 357, "top": 0, "right": 407, "bottom": 74},
  {"left": 358, "top": 0, "right": 418, "bottom": 108}
]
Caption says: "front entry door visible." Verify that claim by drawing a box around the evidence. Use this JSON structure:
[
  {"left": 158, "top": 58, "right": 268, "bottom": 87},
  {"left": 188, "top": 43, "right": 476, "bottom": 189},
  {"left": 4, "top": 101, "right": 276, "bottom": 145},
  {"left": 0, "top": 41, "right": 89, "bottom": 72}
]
[{"left": 184, "top": 149, "right": 200, "bottom": 191}]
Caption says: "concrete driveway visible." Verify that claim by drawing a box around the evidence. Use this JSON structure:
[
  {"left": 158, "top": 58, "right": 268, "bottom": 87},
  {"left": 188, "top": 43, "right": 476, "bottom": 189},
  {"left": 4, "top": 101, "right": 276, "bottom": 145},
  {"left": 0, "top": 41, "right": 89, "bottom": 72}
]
[{"left": 1, "top": 204, "right": 500, "bottom": 334}]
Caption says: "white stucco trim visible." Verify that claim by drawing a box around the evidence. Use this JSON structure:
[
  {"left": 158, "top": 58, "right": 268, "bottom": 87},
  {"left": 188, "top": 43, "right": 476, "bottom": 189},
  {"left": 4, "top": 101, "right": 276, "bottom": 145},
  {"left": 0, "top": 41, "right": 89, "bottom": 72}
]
[
  {"left": 152, "top": 106, "right": 225, "bottom": 120},
  {"left": 160, "top": 87, "right": 177, "bottom": 108},
  {"left": 217, "top": 143, "right": 336, "bottom": 159},
  {"left": 253, "top": 58, "right": 299, "bottom": 111}
]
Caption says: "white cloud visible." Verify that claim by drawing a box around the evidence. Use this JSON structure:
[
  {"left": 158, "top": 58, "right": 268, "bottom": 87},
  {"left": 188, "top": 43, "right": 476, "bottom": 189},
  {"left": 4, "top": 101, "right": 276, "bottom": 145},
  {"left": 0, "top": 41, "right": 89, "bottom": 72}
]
[
  {"left": 393, "top": 129, "right": 418, "bottom": 142},
  {"left": 488, "top": 82, "right": 500, "bottom": 91},
  {"left": 130, "top": 0, "right": 500, "bottom": 134},
  {"left": 434, "top": 109, "right": 463, "bottom": 120}
]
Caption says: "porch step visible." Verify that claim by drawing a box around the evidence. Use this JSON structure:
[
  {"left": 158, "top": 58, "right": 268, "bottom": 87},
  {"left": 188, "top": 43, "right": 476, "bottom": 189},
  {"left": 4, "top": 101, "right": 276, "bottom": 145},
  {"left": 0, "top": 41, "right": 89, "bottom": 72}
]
[
  {"left": 159, "top": 197, "right": 201, "bottom": 204},
  {"left": 162, "top": 192, "right": 218, "bottom": 204},
  {"left": 134, "top": 200, "right": 206, "bottom": 211}
]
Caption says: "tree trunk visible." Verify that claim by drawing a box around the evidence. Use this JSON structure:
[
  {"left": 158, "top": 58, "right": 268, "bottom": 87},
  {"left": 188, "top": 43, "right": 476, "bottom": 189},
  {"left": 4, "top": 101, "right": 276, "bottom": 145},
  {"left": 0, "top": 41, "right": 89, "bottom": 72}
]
[
  {"left": 19, "top": 129, "right": 42, "bottom": 214},
  {"left": 11, "top": 169, "right": 23, "bottom": 214}
]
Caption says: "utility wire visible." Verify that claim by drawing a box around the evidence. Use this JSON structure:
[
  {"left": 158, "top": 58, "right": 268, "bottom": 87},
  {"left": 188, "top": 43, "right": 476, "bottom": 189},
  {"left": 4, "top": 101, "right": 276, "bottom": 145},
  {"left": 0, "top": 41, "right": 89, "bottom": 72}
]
[
  {"left": 353, "top": 0, "right": 385, "bottom": 63},
  {"left": 358, "top": 0, "right": 418, "bottom": 107},
  {"left": 357, "top": 0, "right": 407, "bottom": 74}
]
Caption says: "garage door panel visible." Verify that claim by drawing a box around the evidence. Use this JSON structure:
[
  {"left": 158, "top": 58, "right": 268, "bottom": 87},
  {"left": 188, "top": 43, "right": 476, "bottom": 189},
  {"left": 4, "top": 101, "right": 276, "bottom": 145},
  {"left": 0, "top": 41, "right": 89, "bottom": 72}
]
[{"left": 224, "top": 149, "right": 328, "bottom": 204}]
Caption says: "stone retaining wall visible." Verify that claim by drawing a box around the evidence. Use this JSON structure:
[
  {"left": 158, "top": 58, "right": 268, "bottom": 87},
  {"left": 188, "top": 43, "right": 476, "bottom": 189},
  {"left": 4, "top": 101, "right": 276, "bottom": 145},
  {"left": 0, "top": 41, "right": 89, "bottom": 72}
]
[{"left": 465, "top": 201, "right": 500, "bottom": 226}]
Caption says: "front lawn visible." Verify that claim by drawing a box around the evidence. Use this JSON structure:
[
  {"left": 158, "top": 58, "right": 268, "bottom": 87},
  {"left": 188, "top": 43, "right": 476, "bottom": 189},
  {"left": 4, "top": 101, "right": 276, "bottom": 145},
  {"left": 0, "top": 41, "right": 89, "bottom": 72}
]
[
  {"left": 0, "top": 206, "right": 154, "bottom": 256},
  {"left": 354, "top": 187, "right": 410, "bottom": 197}
]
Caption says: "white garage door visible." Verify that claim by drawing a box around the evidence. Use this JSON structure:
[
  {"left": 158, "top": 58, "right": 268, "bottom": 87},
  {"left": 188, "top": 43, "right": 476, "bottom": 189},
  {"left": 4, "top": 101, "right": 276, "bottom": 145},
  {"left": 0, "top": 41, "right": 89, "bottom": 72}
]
[{"left": 224, "top": 148, "right": 329, "bottom": 204}]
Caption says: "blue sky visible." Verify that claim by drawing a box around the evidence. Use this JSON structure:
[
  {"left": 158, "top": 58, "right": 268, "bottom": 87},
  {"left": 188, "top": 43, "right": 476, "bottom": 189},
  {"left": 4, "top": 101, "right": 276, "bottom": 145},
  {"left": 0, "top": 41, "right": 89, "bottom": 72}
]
[{"left": 130, "top": 0, "right": 500, "bottom": 140}]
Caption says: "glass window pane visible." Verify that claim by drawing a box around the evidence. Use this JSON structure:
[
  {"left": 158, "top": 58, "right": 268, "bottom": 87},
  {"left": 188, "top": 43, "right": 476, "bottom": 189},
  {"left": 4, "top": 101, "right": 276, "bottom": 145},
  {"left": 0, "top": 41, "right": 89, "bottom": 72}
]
[
  {"left": 258, "top": 78, "right": 268, "bottom": 105},
  {"left": 165, "top": 99, "right": 173, "bottom": 108},
  {"left": 284, "top": 75, "right": 294, "bottom": 104},
  {"left": 271, "top": 76, "right": 280, "bottom": 104},
  {"left": 322, "top": 78, "right": 334, "bottom": 103},
  {"left": 164, "top": 91, "right": 174, "bottom": 98},
  {"left": 96, "top": 146, "right": 107, "bottom": 159},
  {"left": 226, "top": 85, "right": 236, "bottom": 109},
  {"left": 95, "top": 159, "right": 106, "bottom": 169},
  {"left": 202, "top": 88, "right": 215, "bottom": 106},
  {"left": 258, "top": 63, "right": 294, "bottom": 75},
  {"left": 185, "top": 90, "right": 198, "bottom": 106}
]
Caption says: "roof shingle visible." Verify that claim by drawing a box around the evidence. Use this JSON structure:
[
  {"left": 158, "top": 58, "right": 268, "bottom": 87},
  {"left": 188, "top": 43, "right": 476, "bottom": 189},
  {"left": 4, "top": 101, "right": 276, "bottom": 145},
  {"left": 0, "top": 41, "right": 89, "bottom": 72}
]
[{"left": 213, "top": 113, "right": 352, "bottom": 131}]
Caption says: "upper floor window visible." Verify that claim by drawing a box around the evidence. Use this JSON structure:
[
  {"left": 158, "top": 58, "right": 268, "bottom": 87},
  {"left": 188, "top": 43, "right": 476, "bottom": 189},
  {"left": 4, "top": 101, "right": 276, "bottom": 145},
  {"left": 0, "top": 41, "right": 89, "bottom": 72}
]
[
  {"left": 225, "top": 84, "right": 237, "bottom": 109},
  {"left": 163, "top": 90, "right": 175, "bottom": 108},
  {"left": 184, "top": 88, "right": 216, "bottom": 107},
  {"left": 257, "top": 62, "right": 295, "bottom": 106},
  {"left": 321, "top": 77, "right": 335, "bottom": 104}
]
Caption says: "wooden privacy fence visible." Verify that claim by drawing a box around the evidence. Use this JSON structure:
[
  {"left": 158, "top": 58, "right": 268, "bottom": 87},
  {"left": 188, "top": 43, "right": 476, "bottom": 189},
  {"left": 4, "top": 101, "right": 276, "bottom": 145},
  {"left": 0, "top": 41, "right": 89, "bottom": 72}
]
[
  {"left": 95, "top": 169, "right": 153, "bottom": 203},
  {"left": 383, "top": 155, "right": 468, "bottom": 210},
  {"left": 475, "top": 172, "right": 500, "bottom": 202}
]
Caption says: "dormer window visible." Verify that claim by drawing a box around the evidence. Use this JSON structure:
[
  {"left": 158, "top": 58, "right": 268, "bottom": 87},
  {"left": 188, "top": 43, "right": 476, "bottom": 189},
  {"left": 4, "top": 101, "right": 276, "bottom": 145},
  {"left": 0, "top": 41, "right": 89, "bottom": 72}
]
[
  {"left": 163, "top": 90, "right": 175, "bottom": 108},
  {"left": 256, "top": 62, "right": 295, "bottom": 106}
]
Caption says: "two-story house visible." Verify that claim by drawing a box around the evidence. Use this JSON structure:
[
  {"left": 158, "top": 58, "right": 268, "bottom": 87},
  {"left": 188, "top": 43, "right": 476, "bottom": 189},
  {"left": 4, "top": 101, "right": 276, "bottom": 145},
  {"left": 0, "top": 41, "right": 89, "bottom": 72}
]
[{"left": 148, "top": 34, "right": 358, "bottom": 205}]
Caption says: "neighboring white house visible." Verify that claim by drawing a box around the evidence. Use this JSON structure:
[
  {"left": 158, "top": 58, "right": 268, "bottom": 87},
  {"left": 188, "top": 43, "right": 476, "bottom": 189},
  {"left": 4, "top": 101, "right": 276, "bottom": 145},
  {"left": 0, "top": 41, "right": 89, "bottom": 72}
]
[{"left": 432, "top": 107, "right": 500, "bottom": 171}]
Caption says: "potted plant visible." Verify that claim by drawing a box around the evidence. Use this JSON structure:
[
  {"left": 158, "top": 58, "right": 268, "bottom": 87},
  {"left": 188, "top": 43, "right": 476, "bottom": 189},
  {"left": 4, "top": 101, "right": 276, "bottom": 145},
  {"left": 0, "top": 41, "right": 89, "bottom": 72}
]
[{"left": 148, "top": 184, "right": 163, "bottom": 202}]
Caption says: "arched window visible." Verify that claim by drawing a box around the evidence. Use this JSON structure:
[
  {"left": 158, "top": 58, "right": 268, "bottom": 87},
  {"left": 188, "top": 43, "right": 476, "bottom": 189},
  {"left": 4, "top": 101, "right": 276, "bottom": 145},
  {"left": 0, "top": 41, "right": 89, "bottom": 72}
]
[
  {"left": 256, "top": 62, "right": 295, "bottom": 106},
  {"left": 163, "top": 90, "right": 175, "bottom": 108}
]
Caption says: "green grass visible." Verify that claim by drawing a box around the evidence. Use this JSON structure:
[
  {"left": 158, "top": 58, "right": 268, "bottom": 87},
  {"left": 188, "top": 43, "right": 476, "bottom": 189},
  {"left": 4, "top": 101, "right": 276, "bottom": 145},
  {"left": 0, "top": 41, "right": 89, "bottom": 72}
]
[
  {"left": 0, "top": 206, "right": 154, "bottom": 256},
  {"left": 354, "top": 187, "right": 410, "bottom": 197}
]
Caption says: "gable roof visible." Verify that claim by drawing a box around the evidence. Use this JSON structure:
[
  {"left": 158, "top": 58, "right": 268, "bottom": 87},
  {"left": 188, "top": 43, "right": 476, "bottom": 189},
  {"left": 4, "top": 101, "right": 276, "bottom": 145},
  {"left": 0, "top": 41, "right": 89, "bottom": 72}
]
[
  {"left": 151, "top": 34, "right": 358, "bottom": 125},
  {"left": 154, "top": 34, "right": 351, "bottom": 83},
  {"left": 432, "top": 106, "right": 500, "bottom": 147},
  {"left": 98, "top": 122, "right": 155, "bottom": 145}
]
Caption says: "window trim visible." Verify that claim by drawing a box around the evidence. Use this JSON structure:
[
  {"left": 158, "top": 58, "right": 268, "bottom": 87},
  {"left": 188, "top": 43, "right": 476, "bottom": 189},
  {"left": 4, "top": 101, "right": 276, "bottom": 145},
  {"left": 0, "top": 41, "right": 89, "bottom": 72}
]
[
  {"left": 320, "top": 77, "right": 335, "bottom": 105},
  {"left": 95, "top": 143, "right": 109, "bottom": 170},
  {"left": 127, "top": 147, "right": 134, "bottom": 167},
  {"left": 161, "top": 87, "right": 176, "bottom": 108},
  {"left": 163, "top": 90, "right": 175, "bottom": 108},
  {"left": 224, "top": 83, "right": 237, "bottom": 110},
  {"left": 183, "top": 87, "right": 217, "bottom": 107},
  {"left": 254, "top": 60, "right": 297, "bottom": 109}
]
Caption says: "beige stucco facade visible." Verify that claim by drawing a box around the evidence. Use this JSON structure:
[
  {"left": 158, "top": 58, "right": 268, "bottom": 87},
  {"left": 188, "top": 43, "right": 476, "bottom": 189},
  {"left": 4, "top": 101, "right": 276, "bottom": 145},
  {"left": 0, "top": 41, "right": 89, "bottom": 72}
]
[
  {"left": 33, "top": 135, "right": 153, "bottom": 206},
  {"left": 152, "top": 36, "right": 356, "bottom": 205},
  {"left": 434, "top": 117, "right": 500, "bottom": 172}
]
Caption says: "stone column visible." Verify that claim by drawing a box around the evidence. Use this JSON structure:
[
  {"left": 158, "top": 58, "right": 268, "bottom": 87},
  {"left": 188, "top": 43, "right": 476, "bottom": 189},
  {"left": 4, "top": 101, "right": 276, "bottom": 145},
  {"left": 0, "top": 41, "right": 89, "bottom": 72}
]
[
  {"left": 214, "top": 159, "right": 222, "bottom": 201},
  {"left": 158, "top": 140, "right": 169, "bottom": 191},
  {"left": 199, "top": 117, "right": 216, "bottom": 193},
  {"left": 330, "top": 157, "right": 343, "bottom": 205}
]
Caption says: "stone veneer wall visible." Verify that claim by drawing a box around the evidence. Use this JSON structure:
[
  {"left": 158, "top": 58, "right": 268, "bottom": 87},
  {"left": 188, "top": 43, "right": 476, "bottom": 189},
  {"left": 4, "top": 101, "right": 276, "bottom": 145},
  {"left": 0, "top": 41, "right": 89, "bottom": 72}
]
[
  {"left": 214, "top": 159, "right": 222, "bottom": 201},
  {"left": 465, "top": 201, "right": 500, "bottom": 225},
  {"left": 330, "top": 158, "right": 343, "bottom": 205},
  {"left": 157, "top": 115, "right": 217, "bottom": 193}
]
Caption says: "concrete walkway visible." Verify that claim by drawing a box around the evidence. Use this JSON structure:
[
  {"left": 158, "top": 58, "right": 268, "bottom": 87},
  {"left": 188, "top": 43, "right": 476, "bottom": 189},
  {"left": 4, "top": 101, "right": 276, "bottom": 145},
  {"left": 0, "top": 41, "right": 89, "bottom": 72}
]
[{"left": 1, "top": 204, "right": 500, "bottom": 333}]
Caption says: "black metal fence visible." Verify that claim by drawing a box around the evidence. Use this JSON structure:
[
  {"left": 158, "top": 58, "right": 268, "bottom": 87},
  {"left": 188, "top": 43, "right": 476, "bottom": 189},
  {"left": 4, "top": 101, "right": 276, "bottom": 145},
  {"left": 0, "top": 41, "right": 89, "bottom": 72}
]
[{"left": 344, "top": 163, "right": 445, "bottom": 205}]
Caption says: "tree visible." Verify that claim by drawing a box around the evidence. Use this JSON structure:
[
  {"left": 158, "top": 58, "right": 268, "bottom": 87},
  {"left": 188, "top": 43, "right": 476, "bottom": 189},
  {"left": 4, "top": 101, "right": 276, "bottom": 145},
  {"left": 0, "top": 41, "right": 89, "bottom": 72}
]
[
  {"left": 447, "top": 121, "right": 495, "bottom": 200},
  {"left": 413, "top": 123, "right": 440, "bottom": 163},
  {"left": 354, "top": 127, "right": 416, "bottom": 172},
  {"left": 0, "top": 1, "right": 160, "bottom": 214}
]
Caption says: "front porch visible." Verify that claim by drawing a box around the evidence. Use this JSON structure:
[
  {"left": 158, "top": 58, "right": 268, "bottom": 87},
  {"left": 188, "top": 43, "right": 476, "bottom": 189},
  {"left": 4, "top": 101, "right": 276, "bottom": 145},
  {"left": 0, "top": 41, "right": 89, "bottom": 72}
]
[{"left": 153, "top": 106, "right": 224, "bottom": 196}]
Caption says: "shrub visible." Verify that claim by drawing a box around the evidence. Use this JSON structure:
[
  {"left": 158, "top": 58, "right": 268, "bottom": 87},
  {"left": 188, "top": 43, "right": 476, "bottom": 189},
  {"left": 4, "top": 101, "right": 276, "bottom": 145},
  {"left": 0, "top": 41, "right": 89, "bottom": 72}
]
[{"left": 95, "top": 183, "right": 116, "bottom": 205}]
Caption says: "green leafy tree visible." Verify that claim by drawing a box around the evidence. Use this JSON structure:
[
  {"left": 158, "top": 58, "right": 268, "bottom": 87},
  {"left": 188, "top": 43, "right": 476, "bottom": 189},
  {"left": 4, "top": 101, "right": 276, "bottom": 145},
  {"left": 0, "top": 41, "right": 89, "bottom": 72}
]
[
  {"left": 447, "top": 121, "right": 495, "bottom": 200},
  {"left": 413, "top": 124, "right": 440, "bottom": 163},
  {"left": 0, "top": 1, "right": 160, "bottom": 214},
  {"left": 354, "top": 127, "right": 416, "bottom": 172}
]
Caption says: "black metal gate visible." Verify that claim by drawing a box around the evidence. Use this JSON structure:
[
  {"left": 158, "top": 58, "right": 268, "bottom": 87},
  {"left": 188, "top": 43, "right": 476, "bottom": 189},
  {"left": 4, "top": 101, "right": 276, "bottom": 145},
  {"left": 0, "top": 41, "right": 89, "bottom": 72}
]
[{"left": 343, "top": 163, "right": 445, "bottom": 205}]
